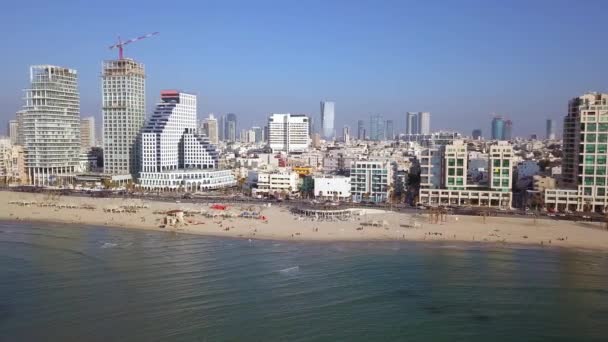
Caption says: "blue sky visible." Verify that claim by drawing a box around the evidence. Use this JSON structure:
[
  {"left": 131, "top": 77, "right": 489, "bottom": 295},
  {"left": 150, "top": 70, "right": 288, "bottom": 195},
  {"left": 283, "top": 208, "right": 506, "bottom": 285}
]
[{"left": 1, "top": 0, "right": 607, "bottom": 137}]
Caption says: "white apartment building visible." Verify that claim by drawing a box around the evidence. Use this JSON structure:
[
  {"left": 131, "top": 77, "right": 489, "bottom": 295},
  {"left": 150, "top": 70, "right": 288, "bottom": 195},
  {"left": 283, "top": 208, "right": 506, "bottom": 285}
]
[
  {"left": 268, "top": 114, "right": 310, "bottom": 152},
  {"left": 139, "top": 91, "right": 234, "bottom": 191},
  {"left": 7, "top": 120, "right": 18, "bottom": 145},
  {"left": 314, "top": 176, "right": 351, "bottom": 200},
  {"left": 0, "top": 138, "right": 26, "bottom": 183},
  {"left": 418, "top": 140, "right": 513, "bottom": 208},
  {"left": 80, "top": 116, "right": 96, "bottom": 151},
  {"left": 350, "top": 160, "right": 393, "bottom": 203},
  {"left": 249, "top": 170, "right": 299, "bottom": 196},
  {"left": 19, "top": 65, "right": 81, "bottom": 185},
  {"left": 102, "top": 59, "right": 146, "bottom": 178}
]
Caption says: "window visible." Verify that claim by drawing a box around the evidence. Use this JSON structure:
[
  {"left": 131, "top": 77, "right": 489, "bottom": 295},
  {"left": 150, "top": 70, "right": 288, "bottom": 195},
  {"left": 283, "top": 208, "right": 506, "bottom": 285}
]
[
  {"left": 585, "top": 155, "right": 595, "bottom": 164},
  {"left": 598, "top": 144, "right": 607, "bottom": 154},
  {"left": 586, "top": 144, "right": 596, "bottom": 153},
  {"left": 587, "top": 134, "right": 597, "bottom": 142},
  {"left": 598, "top": 166, "right": 606, "bottom": 175},
  {"left": 599, "top": 134, "right": 608, "bottom": 143},
  {"left": 502, "top": 160, "right": 509, "bottom": 167},
  {"left": 585, "top": 166, "right": 595, "bottom": 174},
  {"left": 598, "top": 188, "right": 606, "bottom": 196},
  {"left": 493, "top": 160, "right": 500, "bottom": 167},
  {"left": 448, "top": 159, "right": 455, "bottom": 166},
  {"left": 502, "top": 179, "right": 509, "bottom": 187},
  {"left": 456, "top": 168, "right": 463, "bottom": 176},
  {"left": 599, "top": 123, "right": 608, "bottom": 132},
  {"left": 493, "top": 179, "right": 500, "bottom": 187},
  {"left": 456, "top": 178, "right": 463, "bottom": 186},
  {"left": 598, "top": 156, "right": 607, "bottom": 164},
  {"left": 457, "top": 159, "right": 464, "bottom": 166},
  {"left": 588, "top": 123, "right": 597, "bottom": 131},
  {"left": 584, "top": 177, "right": 594, "bottom": 185},
  {"left": 448, "top": 168, "right": 455, "bottom": 176},
  {"left": 584, "top": 187, "right": 592, "bottom": 196},
  {"left": 597, "top": 178, "right": 606, "bottom": 186}
]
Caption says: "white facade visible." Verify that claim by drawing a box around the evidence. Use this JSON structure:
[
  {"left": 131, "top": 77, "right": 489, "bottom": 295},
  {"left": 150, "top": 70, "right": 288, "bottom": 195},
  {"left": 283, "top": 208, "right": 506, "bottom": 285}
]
[
  {"left": 268, "top": 113, "right": 310, "bottom": 152},
  {"left": 20, "top": 65, "right": 81, "bottom": 185},
  {"left": 418, "top": 112, "right": 431, "bottom": 135},
  {"left": 320, "top": 101, "right": 335, "bottom": 140},
  {"left": 102, "top": 59, "right": 145, "bottom": 177},
  {"left": 406, "top": 112, "right": 418, "bottom": 135},
  {"left": 314, "top": 176, "right": 351, "bottom": 200},
  {"left": 139, "top": 169, "right": 235, "bottom": 191},
  {"left": 350, "top": 160, "right": 393, "bottom": 202},
  {"left": 488, "top": 142, "right": 513, "bottom": 191},
  {"left": 80, "top": 116, "right": 95, "bottom": 151},
  {"left": 250, "top": 170, "right": 299, "bottom": 195}
]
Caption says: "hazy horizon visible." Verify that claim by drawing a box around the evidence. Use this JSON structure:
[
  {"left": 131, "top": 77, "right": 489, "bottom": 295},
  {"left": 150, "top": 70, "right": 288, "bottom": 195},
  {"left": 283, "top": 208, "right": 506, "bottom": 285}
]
[{"left": 2, "top": 0, "right": 608, "bottom": 138}]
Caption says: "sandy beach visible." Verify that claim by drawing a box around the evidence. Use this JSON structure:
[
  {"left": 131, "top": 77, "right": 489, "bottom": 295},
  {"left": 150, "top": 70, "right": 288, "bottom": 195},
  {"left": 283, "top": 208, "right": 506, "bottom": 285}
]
[{"left": 2, "top": 191, "right": 608, "bottom": 251}]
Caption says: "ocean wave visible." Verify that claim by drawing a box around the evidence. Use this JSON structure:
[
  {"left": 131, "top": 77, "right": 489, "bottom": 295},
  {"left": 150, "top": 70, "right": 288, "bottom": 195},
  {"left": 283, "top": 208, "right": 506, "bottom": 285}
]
[{"left": 100, "top": 242, "right": 118, "bottom": 249}]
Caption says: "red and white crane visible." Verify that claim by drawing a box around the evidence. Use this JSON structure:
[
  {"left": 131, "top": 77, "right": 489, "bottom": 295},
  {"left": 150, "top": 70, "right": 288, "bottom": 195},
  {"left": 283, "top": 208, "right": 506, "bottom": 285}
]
[{"left": 109, "top": 32, "right": 159, "bottom": 60}]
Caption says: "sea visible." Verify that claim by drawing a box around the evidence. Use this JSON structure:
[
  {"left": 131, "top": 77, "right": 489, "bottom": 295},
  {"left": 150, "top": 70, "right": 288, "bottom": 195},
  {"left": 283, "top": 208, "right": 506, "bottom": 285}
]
[{"left": 1, "top": 220, "right": 607, "bottom": 341}]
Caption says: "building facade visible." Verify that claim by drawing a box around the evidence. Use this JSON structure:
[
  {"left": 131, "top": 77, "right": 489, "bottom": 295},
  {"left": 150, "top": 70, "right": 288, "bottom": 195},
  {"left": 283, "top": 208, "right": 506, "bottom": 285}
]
[
  {"left": 406, "top": 112, "right": 418, "bottom": 135},
  {"left": 320, "top": 101, "right": 335, "bottom": 140},
  {"left": 357, "top": 120, "right": 365, "bottom": 140},
  {"left": 225, "top": 113, "right": 237, "bottom": 142},
  {"left": 314, "top": 176, "right": 351, "bottom": 200},
  {"left": 546, "top": 119, "right": 556, "bottom": 140},
  {"left": 80, "top": 116, "right": 95, "bottom": 151},
  {"left": 267, "top": 113, "right": 310, "bottom": 152},
  {"left": 19, "top": 65, "right": 81, "bottom": 185},
  {"left": 369, "top": 114, "right": 385, "bottom": 141},
  {"left": 202, "top": 114, "right": 219, "bottom": 145},
  {"left": 7, "top": 120, "right": 18, "bottom": 145},
  {"left": 491, "top": 116, "right": 504, "bottom": 140},
  {"left": 350, "top": 160, "right": 393, "bottom": 202},
  {"left": 102, "top": 59, "right": 146, "bottom": 177},
  {"left": 418, "top": 112, "right": 431, "bottom": 135}
]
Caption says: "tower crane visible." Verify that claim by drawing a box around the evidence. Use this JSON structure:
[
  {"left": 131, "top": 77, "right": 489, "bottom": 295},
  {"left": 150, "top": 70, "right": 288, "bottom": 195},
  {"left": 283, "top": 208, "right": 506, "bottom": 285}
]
[{"left": 109, "top": 32, "right": 159, "bottom": 60}]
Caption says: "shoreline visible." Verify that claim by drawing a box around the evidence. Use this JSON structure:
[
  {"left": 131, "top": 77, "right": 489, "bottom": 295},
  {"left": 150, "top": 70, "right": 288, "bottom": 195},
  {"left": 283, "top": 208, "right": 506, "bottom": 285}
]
[{"left": 2, "top": 191, "right": 608, "bottom": 251}]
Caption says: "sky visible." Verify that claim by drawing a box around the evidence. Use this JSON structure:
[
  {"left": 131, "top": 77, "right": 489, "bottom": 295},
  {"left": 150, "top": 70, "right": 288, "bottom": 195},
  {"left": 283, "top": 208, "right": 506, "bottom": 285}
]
[{"left": 1, "top": 0, "right": 608, "bottom": 138}]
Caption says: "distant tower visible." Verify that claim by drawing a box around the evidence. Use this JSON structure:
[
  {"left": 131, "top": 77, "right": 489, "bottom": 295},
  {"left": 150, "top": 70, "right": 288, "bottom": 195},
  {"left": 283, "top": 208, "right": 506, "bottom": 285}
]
[
  {"left": 369, "top": 114, "right": 385, "bottom": 141},
  {"left": 203, "top": 114, "right": 219, "bottom": 144},
  {"left": 342, "top": 126, "right": 351, "bottom": 144},
  {"left": 225, "top": 113, "right": 237, "bottom": 142},
  {"left": 320, "top": 101, "right": 335, "bottom": 140},
  {"left": 406, "top": 112, "right": 418, "bottom": 134},
  {"left": 472, "top": 129, "right": 482, "bottom": 140},
  {"left": 503, "top": 120, "right": 513, "bottom": 140},
  {"left": 80, "top": 116, "right": 96, "bottom": 151},
  {"left": 491, "top": 116, "right": 505, "bottom": 140},
  {"left": 357, "top": 120, "right": 365, "bottom": 140},
  {"left": 546, "top": 119, "right": 556, "bottom": 140},
  {"left": 385, "top": 120, "right": 395, "bottom": 140},
  {"left": 418, "top": 112, "right": 431, "bottom": 135},
  {"left": 7, "top": 119, "right": 19, "bottom": 145}
]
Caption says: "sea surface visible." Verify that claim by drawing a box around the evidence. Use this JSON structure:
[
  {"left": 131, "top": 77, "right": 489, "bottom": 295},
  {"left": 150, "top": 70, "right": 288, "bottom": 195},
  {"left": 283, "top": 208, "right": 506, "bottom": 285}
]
[{"left": 1, "top": 221, "right": 607, "bottom": 341}]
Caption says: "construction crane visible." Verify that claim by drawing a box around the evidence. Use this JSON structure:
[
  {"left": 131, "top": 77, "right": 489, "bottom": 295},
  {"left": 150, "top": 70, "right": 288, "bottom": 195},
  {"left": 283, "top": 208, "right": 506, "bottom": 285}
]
[{"left": 109, "top": 32, "right": 159, "bottom": 60}]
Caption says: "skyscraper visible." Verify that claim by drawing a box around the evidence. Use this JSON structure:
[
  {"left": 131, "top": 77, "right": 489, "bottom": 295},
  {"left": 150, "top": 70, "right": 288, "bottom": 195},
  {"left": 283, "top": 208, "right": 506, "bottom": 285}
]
[
  {"left": 406, "top": 112, "right": 418, "bottom": 135},
  {"left": 546, "top": 119, "right": 556, "bottom": 140},
  {"left": 385, "top": 120, "right": 395, "bottom": 140},
  {"left": 342, "top": 126, "right": 350, "bottom": 144},
  {"left": 20, "top": 65, "right": 80, "bottom": 185},
  {"left": 320, "top": 101, "right": 335, "bottom": 140},
  {"left": 418, "top": 112, "right": 431, "bottom": 135},
  {"left": 472, "top": 129, "right": 482, "bottom": 140},
  {"left": 7, "top": 119, "right": 18, "bottom": 145},
  {"left": 218, "top": 114, "right": 225, "bottom": 141},
  {"left": 252, "top": 126, "right": 263, "bottom": 143},
  {"left": 80, "top": 117, "right": 96, "bottom": 151},
  {"left": 202, "top": 114, "right": 219, "bottom": 144},
  {"left": 369, "top": 114, "right": 385, "bottom": 141},
  {"left": 102, "top": 58, "right": 145, "bottom": 177},
  {"left": 225, "top": 113, "right": 237, "bottom": 142},
  {"left": 267, "top": 114, "right": 310, "bottom": 152},
  {"left": 491, "top": 116, "right": 505, "bottom": 140},
  {"left": 503, "top": 120, "right": 513, "bottom": 140},
  {"left": 357, "top": 120, "right": 365, "bottom": 140}
]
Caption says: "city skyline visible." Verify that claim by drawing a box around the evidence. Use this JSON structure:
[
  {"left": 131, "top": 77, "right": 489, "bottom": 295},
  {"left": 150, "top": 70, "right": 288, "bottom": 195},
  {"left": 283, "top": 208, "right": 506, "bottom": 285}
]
[{"left": 1, "top": 1, "right": 606, "bottom": 136}]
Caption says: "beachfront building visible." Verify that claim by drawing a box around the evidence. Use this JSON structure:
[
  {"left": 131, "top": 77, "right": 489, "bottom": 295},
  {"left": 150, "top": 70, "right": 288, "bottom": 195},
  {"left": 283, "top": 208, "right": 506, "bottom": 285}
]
[
  {"left": 418, "top": 140, "right": 513, "bottom": 208},
  {"left": 314, "top": 176, "right": 351, "bottom": 200},
  {"left": 0, "top": 138, "right": 26, "bottom": 184},
  {"left": 102, "top": 58, "right": 146, "bottom": 180},
  {"left": 545, "top": 92, "right": 608, "bottom": 212},
  {"left": 267, "top": 113, "right": 310, "bottom": 152},
  {"left": 248, "top": 169, "right": 299, "bottom": 197},
  {"left": 19, "top": 65, "right": 81, "bottom": 186},
  {"left": 350, "top": 160, "right": 393, "bottom": 203},
  {"left": 138, "top": 91, "right": 235, "bottom": 191},
  {"left": 80, "top": 116, "right": 96, "bottom": 151}
]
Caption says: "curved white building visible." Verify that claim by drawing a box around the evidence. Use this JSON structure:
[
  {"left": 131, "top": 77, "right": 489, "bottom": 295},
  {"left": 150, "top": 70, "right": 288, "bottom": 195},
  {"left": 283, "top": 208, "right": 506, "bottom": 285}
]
[{"left": 321, "top": 101, "right": 335, "bottom": 140}]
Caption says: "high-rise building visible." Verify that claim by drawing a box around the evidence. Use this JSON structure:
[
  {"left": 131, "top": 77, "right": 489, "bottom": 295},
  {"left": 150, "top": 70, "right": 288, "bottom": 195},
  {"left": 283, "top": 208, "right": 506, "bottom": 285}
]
[
  {"left": 7, "top": 119, "right": 18, "bottom": 145},
  {"left": 139, "top": 91, "right": 234, "bottom": 191},
  {"left": 252, "top": 126, "right": 263, "bottom": 143},
  {"left": 20, "top": 65, "right": 80, "bottom": 185},
  {"left": 406, "top": 112, "right": 418, "bottom": 135},
  {"left": 472, "top": 129, "right": 482, "bottom": 140},
  {"left": 102, "top": 59, "right": 145, "bottom": 177},
  {"left": 488, "top": 141, "right": 513, "bottom": 192},
  {"left": 491, "top": 116, "right": 504, "bottom": 140},
  {"left": 80, "top": 117, "right": 95, "bottom": 151},
  {"left": 385, "top": 120, "right": 395, "bottom": 140},
  {"left": 418, "top": 112, "right": 431, "bottom": 135},
  {"left": 202, "top": 114, "right": 219, "bottom": 144},
  {"left": 342, "top": 126, "right": 350, "bottom": 144},
  {"left": 369, "top": 114, "right": 385, "bottom": 141},
  {"left": 546, "top": 119, "right": 556, "bottom": 140},
  {"left": 218, "top": 114, "right": 225, "bottom": 141},
  {"left": 503, "top": 120, "right": 513, "bottom": 140},
  {"left": 225, "top": 113, "right": 237, "bottom": 142},
  {"left": 267, "top": 113, "right": 310, "bottom": 152},
  {"left": 320, "top": 101, "right": 335, "bottom": 140},
  {"left": 357, "top": 120, "right": 365, "bottom": 140}
]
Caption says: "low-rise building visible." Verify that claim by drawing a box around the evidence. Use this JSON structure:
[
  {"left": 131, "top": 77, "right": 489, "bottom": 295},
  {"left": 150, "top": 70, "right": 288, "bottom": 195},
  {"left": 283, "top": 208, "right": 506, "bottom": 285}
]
[
  {"left": 249, "top": 170, "right": 299, "bottom": 197},
  {"left": 314, "top": 176, "right": 351, "bottom": 200},
  {"left": 350, "top": 160, "right": 393, "bottom": 202}
]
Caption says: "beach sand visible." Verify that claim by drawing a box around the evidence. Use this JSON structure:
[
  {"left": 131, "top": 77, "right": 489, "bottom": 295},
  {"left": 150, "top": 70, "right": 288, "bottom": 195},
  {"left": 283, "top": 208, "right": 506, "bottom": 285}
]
[{"left": 2, "top": 191, "right": 608, "bottom": 251}]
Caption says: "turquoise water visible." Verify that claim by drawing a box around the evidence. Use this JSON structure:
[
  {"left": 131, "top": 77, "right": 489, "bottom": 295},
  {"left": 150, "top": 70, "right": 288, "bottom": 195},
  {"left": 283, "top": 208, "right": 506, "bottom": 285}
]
[{"left": 1, "top": 221, "right": 607, "bottom": 341}]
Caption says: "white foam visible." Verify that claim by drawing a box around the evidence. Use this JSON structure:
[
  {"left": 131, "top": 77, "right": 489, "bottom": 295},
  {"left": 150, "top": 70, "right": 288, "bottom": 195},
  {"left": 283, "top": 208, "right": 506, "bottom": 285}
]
[{"left": 100, "top": 242, "right": 118, "bottom": 249}]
